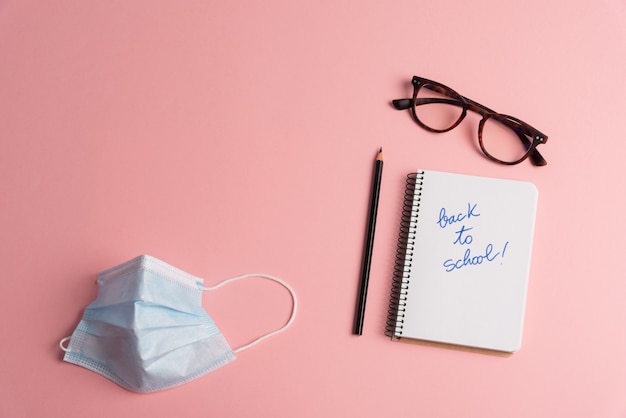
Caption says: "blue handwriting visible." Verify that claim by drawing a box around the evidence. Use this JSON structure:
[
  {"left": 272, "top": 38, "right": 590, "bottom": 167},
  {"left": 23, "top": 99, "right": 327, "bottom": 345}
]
[
  {"left": 443, "top": 241, "right": 509, "bottom": 273},
  {"left": 437, "top": 203, "right": 480, "bottom": 229}
]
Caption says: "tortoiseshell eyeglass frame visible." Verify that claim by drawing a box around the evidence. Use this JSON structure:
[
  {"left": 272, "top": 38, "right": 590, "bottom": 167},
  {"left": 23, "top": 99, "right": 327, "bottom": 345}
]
[{"left": 393, "top": 76, "right": 548, "bottom": 166}]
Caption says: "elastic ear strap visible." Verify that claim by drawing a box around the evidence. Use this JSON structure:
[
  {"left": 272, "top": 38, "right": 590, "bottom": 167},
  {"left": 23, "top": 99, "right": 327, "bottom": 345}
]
[
  {"left": 203, "top": 274, "right": 297, "bottom": 354},
  {"left": 59, "top": 336, "right": 71, "bottom": 352}
]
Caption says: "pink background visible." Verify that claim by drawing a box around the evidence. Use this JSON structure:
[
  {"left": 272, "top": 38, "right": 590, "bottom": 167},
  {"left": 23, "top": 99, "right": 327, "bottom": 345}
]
[{"left": 1, "top": 1, "right": 625, "bottom": 417}]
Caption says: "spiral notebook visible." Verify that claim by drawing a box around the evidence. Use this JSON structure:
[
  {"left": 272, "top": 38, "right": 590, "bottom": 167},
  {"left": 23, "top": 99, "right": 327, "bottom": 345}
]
[{"left": 386, "top": 170, "right": 538, "bottom": 354}]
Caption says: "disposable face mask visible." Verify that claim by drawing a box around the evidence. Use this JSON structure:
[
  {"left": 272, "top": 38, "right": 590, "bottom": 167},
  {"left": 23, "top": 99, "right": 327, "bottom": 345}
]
[{"left": 59, "top": 255, "right": 297, "bottom": 393}]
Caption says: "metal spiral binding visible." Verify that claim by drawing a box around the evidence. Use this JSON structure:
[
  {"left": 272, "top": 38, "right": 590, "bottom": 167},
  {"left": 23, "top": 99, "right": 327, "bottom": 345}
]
[{"left": 385, "top": 171, "right": 424, "bottom": 338}]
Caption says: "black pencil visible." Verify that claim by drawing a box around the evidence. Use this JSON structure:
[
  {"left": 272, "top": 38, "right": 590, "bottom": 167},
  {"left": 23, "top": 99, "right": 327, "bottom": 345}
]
[{"left": 354, "top": 147, "right": 384, "bottom": 335}]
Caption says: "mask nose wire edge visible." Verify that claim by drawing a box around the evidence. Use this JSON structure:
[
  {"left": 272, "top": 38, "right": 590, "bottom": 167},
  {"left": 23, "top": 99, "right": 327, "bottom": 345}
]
[{"left": 202, "top": 274, "right": 298, "bottom": 354}]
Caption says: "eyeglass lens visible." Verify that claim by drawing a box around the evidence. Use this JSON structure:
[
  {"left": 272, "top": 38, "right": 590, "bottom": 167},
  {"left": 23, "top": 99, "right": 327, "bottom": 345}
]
[
  {"left": 481, "top": 116, "right": 532, "bottom": 164},
  {"left": 414, "top": 83, "right": 464, "bottom": 131}
]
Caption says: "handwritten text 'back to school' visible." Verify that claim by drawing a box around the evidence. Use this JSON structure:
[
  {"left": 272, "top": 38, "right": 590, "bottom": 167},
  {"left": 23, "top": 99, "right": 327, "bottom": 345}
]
[{"left": 436, "top": 203, "right": 509, "bottom": 273}]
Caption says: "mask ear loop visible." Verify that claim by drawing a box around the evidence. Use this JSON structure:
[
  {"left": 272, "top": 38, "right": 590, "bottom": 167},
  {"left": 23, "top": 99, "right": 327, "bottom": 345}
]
[
  {"left": 59, "top": 336, "right": 71, "bottom": 352},
  {"left": 202, "top": 274, "right": 297, "bottom": 354}
]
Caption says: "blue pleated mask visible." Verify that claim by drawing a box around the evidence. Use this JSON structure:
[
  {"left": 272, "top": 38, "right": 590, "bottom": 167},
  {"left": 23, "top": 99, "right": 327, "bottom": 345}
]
[{"left": 60, "top": 255, "right": 297, "bottom": 393}]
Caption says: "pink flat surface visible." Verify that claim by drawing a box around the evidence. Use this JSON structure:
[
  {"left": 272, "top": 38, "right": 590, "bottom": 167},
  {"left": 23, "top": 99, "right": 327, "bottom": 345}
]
[{"left": 1, "top": 1, "right": 625, "bottom": 417}]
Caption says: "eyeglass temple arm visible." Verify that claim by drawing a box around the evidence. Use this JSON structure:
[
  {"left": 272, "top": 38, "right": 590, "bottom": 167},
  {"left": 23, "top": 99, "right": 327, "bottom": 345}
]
[
  {"left": 393, "top": 98, "right": 464, "bottom": 110},
  {"left": 520, "top": 134, "right": 547, "bottom": 166},
  {"left": 392, "top": 97, "right": 547, "bottom": 166}
]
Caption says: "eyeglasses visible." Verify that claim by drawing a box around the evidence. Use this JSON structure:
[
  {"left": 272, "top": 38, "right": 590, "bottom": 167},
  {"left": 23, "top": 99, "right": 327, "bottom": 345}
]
[{"left": 393, "top": 76, "right": 548, "bottom": 166}]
